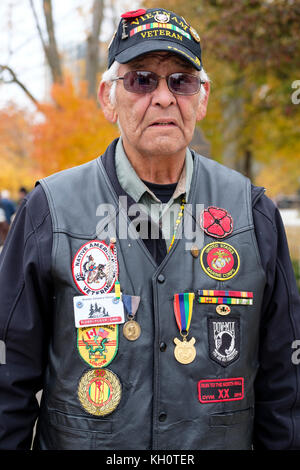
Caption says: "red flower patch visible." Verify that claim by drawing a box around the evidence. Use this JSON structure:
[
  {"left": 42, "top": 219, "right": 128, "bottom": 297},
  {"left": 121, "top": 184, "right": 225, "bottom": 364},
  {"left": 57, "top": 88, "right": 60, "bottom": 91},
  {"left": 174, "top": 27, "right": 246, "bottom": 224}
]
[{"left": 201, "top": 206, "right": 233, "bottom": 239}]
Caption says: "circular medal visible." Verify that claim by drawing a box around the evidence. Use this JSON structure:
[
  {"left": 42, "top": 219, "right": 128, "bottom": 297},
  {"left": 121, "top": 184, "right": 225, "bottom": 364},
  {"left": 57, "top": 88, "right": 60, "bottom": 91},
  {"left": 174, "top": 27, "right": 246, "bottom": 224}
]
[
  {"left": 72, "top": 240, "right": 118, "bottom": 296},
  {"left": 174, "top": 337, "right": 196, "bottom": 364},
  {"left": 123, "top": 320, "right": 141, "bottom": 341},
  {"left": 78, "top": 368, "right": 121, "bottom": 416},
  {"left": 200, "top": 242, "right": 240, "bottom": 281},
  {"left": 77, "top": 325, "right": 119, "bottom": 368}
]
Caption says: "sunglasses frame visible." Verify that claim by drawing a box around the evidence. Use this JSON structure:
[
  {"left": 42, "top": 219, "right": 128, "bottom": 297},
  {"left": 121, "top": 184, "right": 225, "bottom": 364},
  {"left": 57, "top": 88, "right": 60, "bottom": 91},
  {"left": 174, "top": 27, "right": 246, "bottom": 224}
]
[{"left": 112, "top": 70, "right": 205, "bottom": 96}]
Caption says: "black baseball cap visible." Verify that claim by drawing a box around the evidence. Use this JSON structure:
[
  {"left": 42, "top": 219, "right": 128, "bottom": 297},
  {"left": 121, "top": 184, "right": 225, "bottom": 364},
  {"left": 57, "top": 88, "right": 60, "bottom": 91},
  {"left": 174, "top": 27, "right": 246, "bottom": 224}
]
[{"left": 108, "top": 8, "right": 202, "bottom": 70}]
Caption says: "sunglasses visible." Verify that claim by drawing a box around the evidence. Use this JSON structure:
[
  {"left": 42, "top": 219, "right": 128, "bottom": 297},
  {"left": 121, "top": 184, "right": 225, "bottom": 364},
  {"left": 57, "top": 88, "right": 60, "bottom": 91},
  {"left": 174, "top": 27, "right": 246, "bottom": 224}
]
[{"left": 112, "top": 71, "right": 205, "bottom": 95}]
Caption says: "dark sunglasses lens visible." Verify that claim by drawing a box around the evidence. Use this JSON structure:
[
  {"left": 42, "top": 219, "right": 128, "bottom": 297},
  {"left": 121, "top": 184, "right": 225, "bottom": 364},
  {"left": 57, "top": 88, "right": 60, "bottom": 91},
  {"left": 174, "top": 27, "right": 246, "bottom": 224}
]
[
  {"left": 123, "top": 71, "right": 157, "bottom": 93},
  {"left": 168, "top": 73, "right": 200, "bottom": 95}
]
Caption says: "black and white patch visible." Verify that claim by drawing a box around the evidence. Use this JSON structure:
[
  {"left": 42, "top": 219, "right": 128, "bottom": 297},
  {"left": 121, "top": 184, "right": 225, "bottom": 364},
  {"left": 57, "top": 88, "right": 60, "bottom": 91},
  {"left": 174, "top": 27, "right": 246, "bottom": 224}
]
[{"left": 208, "top": 317, "right": 240, "bottom": 367}]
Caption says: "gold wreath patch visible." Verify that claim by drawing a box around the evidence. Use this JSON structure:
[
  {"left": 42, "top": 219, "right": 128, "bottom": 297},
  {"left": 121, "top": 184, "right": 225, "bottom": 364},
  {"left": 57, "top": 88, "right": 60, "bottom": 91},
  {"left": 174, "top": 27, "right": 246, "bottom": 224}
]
[{"left": 78, "top": 368, "right": 122, "bottom": 416}]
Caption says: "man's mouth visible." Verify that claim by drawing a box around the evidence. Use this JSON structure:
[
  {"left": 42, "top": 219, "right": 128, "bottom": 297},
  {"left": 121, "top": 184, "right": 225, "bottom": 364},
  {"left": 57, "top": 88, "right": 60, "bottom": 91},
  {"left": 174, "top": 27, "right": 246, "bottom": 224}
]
[{"left": 149, "top": 120, "right": 177, "bottom": 127}]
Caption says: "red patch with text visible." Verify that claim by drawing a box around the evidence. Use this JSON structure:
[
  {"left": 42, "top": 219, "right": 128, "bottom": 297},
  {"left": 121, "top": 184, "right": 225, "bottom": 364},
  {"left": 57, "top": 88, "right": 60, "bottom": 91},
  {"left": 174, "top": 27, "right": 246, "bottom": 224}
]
[{"left": 198, "top": 377, "right": 244, "bottom": 403}]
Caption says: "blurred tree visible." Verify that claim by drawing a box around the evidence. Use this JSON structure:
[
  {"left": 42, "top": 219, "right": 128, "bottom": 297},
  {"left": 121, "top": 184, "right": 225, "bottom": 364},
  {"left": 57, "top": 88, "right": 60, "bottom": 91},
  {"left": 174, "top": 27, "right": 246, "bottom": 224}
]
[
  {"left": 143, "top": 0, "right": 300, "bottom": 194},
  {"left": 31, "top": 76, "right": 119, "bottom": 175},
  {"left": 1, "top": 0, "right": 105, "bottom": 102},
  {"left": 0, "top": 106, "right": 39, "bottom": 196}
]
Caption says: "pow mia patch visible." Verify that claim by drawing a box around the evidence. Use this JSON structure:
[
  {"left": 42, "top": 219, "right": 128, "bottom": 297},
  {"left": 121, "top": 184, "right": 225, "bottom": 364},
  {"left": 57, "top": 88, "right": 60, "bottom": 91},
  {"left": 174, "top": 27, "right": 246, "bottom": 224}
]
[{"left": 208, "top": 317, "right": 240, "bottom": 367}]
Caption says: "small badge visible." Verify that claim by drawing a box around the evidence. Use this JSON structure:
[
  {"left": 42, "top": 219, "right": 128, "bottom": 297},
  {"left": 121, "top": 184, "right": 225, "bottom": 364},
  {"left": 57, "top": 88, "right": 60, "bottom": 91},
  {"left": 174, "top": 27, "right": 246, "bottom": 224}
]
[
  {"left": 216, "top": 304, "right": 231, "bottom": 315},
  {"left": 189, "top": 26, "right": 200, "bottom": 43},
  {"left": 200, "top": 206, "right": 233, "bottom": 239},
  {"left": 78, "top": 368, "right": 122, "bottom": 416},
  {"left": 72, "top": 240, "right": 118, "bottom": 296},
  {"left": 154, "top": 12, "right": 170, "bottom": 23},
  {"left": 198, "top": 377, "right": 244, "bottom": 403},
  {"left": 77, "top": 325, "right": 118, "bottom": 368},
  {"left": 208, "top": 317, "right": 240, "bottom": 367},
  {"left": 73, "top": 294, "right": 125, "bottom": 328},
  {"left": 200, "top": 242, "right": 240, "bottom": 281}
]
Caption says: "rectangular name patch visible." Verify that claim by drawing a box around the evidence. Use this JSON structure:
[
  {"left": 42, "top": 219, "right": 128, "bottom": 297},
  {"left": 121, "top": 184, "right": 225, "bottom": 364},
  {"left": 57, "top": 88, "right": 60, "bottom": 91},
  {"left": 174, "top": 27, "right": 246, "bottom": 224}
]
[
  {"left": 73, "top": 294, "right": 125, "bottom": 328},
  {"left": 198, "top": 377, "right": 244, "bottom": 403}
]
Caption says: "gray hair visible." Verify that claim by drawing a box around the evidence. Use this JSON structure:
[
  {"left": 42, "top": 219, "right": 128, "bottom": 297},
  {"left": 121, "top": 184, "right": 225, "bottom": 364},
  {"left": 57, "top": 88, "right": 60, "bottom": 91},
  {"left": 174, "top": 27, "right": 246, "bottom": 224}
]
[{"left": 101, "top": 60, "right": 210, "bottom": 105}]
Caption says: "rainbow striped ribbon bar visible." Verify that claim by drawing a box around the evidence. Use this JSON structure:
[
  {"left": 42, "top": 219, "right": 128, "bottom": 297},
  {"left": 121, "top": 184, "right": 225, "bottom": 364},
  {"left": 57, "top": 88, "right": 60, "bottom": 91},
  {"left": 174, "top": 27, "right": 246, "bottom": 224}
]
[
  {"left": 197, "top": 290, "right": 253, "bottom": 298},
  {"left": 198, "top": 297, "right": 253, "bottom": 305},
  {"left": 173, "top": 293, "right": 195, "bottom": 333},
  {"left": 130, "top": 23, "right": 192, "bottom": 40}
]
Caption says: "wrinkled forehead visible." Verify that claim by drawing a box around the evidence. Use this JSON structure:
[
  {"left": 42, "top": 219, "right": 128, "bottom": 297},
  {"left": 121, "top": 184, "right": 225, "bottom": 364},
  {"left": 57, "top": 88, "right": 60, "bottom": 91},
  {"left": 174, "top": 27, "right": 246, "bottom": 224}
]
[{"left": 125, "top": 51, "right": 198, "bottom": 71}]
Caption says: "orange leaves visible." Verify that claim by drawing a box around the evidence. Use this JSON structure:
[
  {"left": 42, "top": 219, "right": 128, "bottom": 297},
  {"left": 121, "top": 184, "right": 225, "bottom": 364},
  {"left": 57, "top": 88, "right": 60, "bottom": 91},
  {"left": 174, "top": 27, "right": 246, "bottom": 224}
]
[
  {"left": 32, "top": 76, "right": 119, "bottom": 175},
  {"left": 0, "top": 106, "right": 38, "bottom": 196}
]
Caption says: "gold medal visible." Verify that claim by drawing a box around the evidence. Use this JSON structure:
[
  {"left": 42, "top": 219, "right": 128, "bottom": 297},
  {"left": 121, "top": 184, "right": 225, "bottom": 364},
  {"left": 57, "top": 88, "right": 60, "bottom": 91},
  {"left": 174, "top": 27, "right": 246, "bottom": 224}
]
[
  {"left": 78, "top": 368, "right": 121, "bottom": 416},
  {"left": 123, "top": 320, "right": 141, "bottom": 341},
  {"left": 174, "top": 337, "right": 196, "bottom": 364}
]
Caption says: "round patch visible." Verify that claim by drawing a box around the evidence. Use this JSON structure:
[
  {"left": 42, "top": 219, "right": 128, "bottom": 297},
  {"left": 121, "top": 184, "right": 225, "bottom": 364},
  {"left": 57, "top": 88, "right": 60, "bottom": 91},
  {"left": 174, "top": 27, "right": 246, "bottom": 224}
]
[
  {"left": 154, "top": 12, "right": 170, "bottom": 23},
  {"left": 77, "top": 325, "right": 118, "bottom": 368},
  {"left": 200, "top": 206, "right": 233, "bottom": 239},
  {"left": 78, "top": 369, "right": 122, "bottom": 416},
  {"left": 200, "top": 242, "right": 240, "bottom": 281},
  {"left": 72, "top": 240, "right": 118, "bottom": 296}
]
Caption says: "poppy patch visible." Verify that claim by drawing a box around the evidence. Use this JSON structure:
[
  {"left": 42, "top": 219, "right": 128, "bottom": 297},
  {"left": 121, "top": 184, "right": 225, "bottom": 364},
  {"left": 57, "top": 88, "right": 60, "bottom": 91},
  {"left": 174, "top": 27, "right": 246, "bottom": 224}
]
[{"left": 200, "top": 206, "right": 233, "bottom": 239}]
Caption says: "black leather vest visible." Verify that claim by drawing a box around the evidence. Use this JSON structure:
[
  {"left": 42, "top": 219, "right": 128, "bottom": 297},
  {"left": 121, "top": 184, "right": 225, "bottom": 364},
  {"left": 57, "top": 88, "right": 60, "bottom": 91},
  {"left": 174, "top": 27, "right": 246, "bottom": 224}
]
[{"left": 35, "top": 141, "right": 265, "bottom": 450}]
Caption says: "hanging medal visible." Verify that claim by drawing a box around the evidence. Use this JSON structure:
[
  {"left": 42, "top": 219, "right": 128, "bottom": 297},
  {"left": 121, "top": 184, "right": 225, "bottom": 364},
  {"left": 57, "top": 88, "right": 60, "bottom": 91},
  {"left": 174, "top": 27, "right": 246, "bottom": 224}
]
[
  {"left": 122, "top": 294, "right": 141, "bottom": 341},
  {"left": 173, "top": 293, "right": 196, "bottom": 364}
]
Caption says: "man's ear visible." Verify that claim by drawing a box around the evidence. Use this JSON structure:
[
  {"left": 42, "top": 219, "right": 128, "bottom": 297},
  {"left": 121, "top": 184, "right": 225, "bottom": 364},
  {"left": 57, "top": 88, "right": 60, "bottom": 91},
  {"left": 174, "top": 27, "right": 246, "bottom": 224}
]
[
  {"left": 196, "top": 81, "right": 210, "bottom": 122},
  {"left": 98, "top": 81, "right": 118, "bottom": 123}
]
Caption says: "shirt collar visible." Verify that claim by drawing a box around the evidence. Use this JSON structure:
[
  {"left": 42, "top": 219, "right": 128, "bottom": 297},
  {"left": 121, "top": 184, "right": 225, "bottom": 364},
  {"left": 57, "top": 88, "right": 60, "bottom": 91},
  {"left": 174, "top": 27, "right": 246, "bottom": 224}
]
[{"left": 115, "top": 137, "right": 193, "bottom": 203}]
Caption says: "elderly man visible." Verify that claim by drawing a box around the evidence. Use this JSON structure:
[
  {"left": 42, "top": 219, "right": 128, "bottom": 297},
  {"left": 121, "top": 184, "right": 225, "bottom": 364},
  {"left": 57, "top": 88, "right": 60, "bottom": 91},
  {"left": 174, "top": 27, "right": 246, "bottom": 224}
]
[{"left": 0, "top": 8, "right": 300, "bottom": 451}]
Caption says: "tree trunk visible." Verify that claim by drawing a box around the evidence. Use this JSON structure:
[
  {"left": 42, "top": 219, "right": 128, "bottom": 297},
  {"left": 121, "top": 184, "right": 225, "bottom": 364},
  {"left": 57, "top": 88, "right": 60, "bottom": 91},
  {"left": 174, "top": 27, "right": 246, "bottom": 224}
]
[
  {"left": 86, "top": 0, "right": 104, "bottom": 98},
  {"left": 43, "top": 0, "right": 63, "bottom": 83},
  {"left": 29, "top": 0, "right": 63, "bottom": 84}
]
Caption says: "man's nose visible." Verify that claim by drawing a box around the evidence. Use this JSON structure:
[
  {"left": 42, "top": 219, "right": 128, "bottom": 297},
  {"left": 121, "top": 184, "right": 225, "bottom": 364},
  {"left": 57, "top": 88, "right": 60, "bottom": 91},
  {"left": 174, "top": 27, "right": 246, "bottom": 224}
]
[{"left": 151, "top": 76, "right": 176, "bottom": 107}]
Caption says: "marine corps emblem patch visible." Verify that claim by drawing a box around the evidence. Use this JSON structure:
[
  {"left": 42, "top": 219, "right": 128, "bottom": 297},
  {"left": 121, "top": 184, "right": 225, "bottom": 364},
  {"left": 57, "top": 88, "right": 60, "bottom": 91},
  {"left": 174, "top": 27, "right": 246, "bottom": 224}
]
[
  {"left": 77, "top": 325, "right": 118, "bottom": 368},
  {"left": 200, "top": 242, "right": 240, "bottom": 281},
  {"left": 72, "top": 240, "right": 118, "bottom": 296}
]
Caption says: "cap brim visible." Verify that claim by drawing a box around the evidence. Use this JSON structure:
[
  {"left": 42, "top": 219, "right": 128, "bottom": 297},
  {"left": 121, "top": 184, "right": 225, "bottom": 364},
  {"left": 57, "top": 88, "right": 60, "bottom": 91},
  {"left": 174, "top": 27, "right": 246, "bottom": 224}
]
[{"left": 115, "top": 40, "right": 202, "bottom": 71}]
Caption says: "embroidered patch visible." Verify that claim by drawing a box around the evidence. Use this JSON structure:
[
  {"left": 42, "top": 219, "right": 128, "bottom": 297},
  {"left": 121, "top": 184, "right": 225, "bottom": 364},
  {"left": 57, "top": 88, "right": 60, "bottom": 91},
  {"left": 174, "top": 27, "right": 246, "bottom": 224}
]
[
  {"left": 77, "top": 325, "right": 118, "bottom": 368},
  {"left": 129, "top": 22, "right": 191, "bottom": 40},
  {"left": 72, "top": 240, "right": 118, "bottom": 296},
  {"left": 200, "top": 206, "right": 233, "bottom": 239},
  {"left": 208, "top": 317, "right": 240, "bottom": 366},
  {"left": 200, "top": 242, "right": 240, "bottom": 281},
  {"left": 198, "top": 377, "right": 244, "bottom": 403},
  {"left": 78, "top": 368, "right": 122, "bottom": 416}
]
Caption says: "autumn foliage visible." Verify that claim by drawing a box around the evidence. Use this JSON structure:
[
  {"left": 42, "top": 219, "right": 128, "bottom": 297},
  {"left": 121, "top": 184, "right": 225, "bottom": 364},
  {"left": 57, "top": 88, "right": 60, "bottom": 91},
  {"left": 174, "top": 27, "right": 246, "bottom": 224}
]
[
  {"left": 0, "top": 106, "right": 39, "bottom": 197},
  {"left": 32, "top": 76, "right": 119, "bottom": 176}
]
